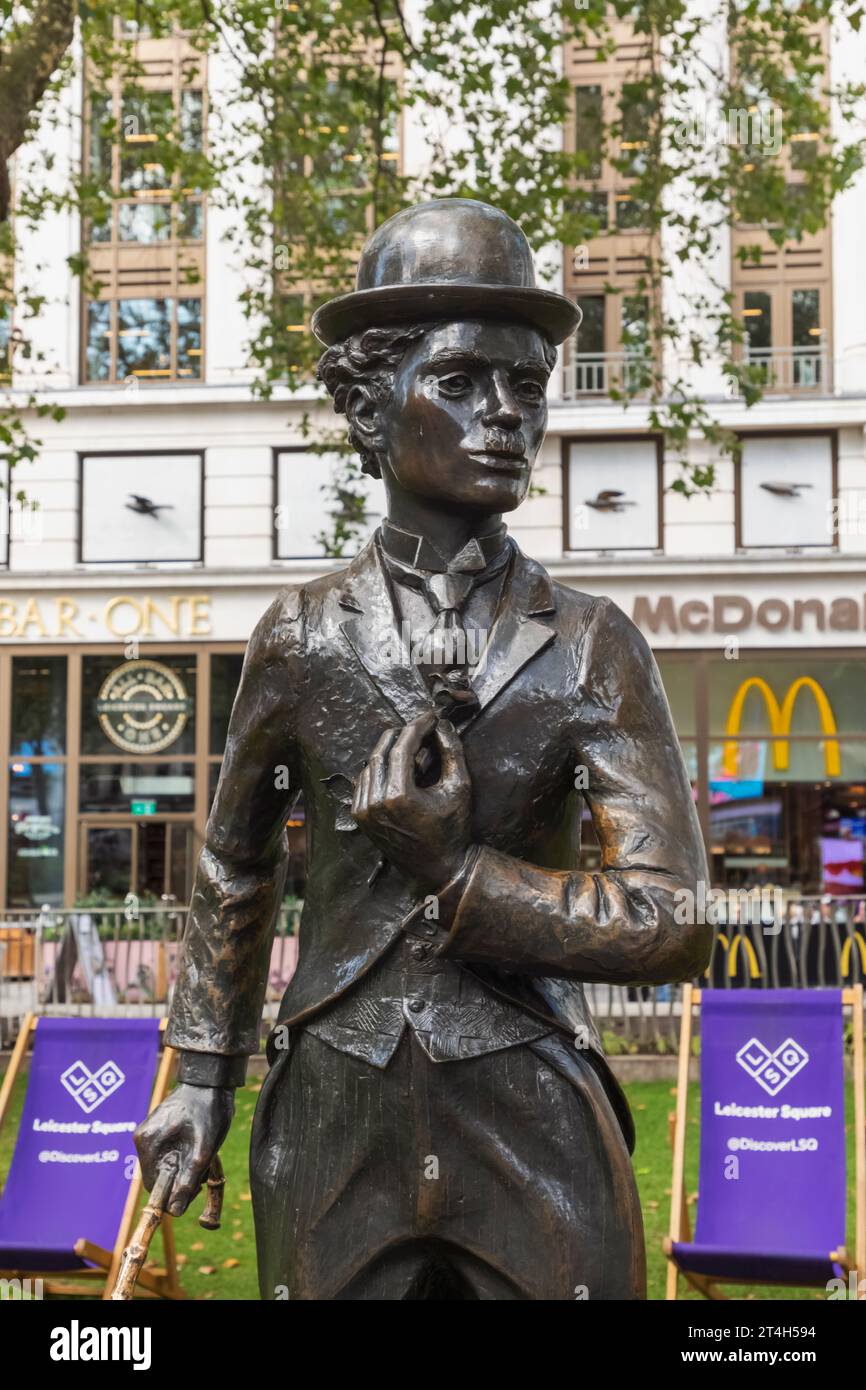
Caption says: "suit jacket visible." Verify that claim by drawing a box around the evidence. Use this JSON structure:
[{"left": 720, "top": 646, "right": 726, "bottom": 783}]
[{"left": 166, "top": 536, "right": 710, "bottom": 1093}]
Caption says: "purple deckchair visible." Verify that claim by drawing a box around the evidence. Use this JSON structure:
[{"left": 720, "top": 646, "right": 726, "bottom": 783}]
[
  {"left": 0, "top": 1017, "right": 159, "bottom": 1273},
  {"left": 669, "top": 989, "right": 848, "bottom": 1292}
]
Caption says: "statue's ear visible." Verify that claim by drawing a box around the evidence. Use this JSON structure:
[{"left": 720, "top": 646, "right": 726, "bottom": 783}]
[{"left": 345, "top": 384, "right": 384, "bottom": 451}]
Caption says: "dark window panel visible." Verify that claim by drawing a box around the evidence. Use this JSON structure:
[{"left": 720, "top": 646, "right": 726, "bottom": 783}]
[
  {"left": 11, "top": 657, "right": 68, "bottom": 755},
  {"left": 79, "top": 761, "right": 196, "bottom": 813},
  {"left": 576, "top": 295, "right": 605, "bottom": 356},
  {"left": 574, "top": 85, "right": 603, "bottom": 180},
  {"left": 7, "top": 762, "right": 65, "bottom": 907},
  {"left": 86, "top": 300, "right": 112, "bottom": 381},
  {"left": 117, "top": 297, "right": 172, "bottom": 380},
  {"left": 744, "top": 290, "right": 772, "bottom": 351},
  {"left": 210, "top": 654, "right": 245, "bottom": 754}
]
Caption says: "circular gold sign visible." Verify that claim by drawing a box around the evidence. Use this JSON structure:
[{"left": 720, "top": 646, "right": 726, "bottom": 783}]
[{"left": 96, "top": 659, "right": 191, "bottom": 754}]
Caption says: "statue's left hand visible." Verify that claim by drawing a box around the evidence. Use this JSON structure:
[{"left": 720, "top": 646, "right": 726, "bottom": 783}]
[{"left": 352, "top": 711, "right": 472, "bottom": 893}]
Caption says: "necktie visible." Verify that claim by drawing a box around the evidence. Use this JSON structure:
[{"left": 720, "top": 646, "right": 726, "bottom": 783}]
[{"left": 380, "top": 532, "right": 510, "bottom": 724}]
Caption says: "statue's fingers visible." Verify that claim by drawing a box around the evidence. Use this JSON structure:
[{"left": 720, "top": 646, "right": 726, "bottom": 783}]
[
  {"left": 166, "top": 1151, "right": 210, "bottom": 1218},
  {"left": 435, "top": 718, "right": 469, "bottom": 790},
  {"left": 368, "top": 751, "right": 390, "bottom": 801},
  {"left": 134, "top": 1120, "right": 174, "bottom": 1193},
  {"left": 352, "top": 764, "right": 372, "bottom": 818},
  {"left": 369, "top": 727, "right": 400, "bottom": 763},
  {"left": 387, "top": 712, "right": 436, "bottom": 792}
]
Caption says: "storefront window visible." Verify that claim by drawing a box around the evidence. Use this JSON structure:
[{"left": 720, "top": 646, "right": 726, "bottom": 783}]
[
  {"left": 655, "top": 656, "right": 696, "bottom": 739},
  {"left": 79, "top": 761, "right": 195, "bottom": 813},
  {"left": 705, "top": 657, "right": 866, "bottom": 894},
  {"left": 707, "top": 658, "right": 866, "bottom": 738},
  {"left": 8, "top": 761, "right": 65, "bottom": 906},
  {"left": 80, "top": 654, "right": 196, "bottom": 755},
  {"left": 709, "top": 780, "right": 866, "bottom": 896},
  {"left": 11, "top": 657, "right": 67, "bottom": 755},
  {"left": 210, "top": 654, "right": 244, "bottom": 753}
]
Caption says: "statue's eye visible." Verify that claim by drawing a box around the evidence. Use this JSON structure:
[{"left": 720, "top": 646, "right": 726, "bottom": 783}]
[
  {"left": 438, "top": 373, "right": 473, "bottom": 397},
  {"left": 515, "top": 379, "right": 545, "bottom": 404}
]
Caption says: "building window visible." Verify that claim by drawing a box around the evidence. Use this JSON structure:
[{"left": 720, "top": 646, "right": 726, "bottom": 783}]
[
  {"left": 574, "top": 85, "right": 603, "bottom": 179},
  {"left": 744, "top": 290, "right": 772, "bottom": 352},
  {"left": 82, "top": 28, "right": 207, "bottom": 384},
  {"left": 0, "top": 458, "right": 9, "bottom": 567},
  {"left": 8, "top": 762, "right": 66, "bottom": 907},
  {"left": 11, "top": 657, "right": 67, "bottom": 755},
  {"left": 274, "top": 449, "right": 387, "bottom": 559},
  {"left": 210, "top": 654, "right": 244, "bottom": 754},
  {"left": 737, "top": 434, "right": 835, "bottom": 551},
  {"left": 565, "top": 437, "right": 661, "bottom": 552},
  {"left": 79, "top": 452, "right": 203, "bottom": 564}
]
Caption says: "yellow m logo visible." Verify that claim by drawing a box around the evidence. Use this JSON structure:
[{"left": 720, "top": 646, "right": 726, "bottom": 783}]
[
  {"left": 840, "top": 933, "right": 866, "bottom": 978},
  {"left": 722, "top": 676, "right": 841, "bottom": 778},
  {"left": 709, "top": 932, "right": 762, "bottom": 979}
]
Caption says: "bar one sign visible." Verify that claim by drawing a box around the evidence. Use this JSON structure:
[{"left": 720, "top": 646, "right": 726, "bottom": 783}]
[
  {"left": 0, "top": 593, "right": 212, "bottom": 640},
  {"left": 633, "top": 593, "right": 866, "bottom": 636}
]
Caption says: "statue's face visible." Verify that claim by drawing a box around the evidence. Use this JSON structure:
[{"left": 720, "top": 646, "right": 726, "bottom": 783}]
[{"left": 379, "top": 319, "right": 551, "bottom": 513}]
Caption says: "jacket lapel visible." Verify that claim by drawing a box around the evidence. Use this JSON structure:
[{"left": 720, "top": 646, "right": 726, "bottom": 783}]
[
  {"left": 465, "top": 547, "right": 556, "bottom": 725},
  {"left": 337, "top": 538, "right": 431, "bottom": 724},
  {"left": 337, "top": 534, "right": 557, "bottom": 727}
]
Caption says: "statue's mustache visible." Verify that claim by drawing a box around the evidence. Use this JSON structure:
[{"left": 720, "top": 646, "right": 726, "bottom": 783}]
[{"left": 478, "top": 428, "right": 527, "bottom": 457}]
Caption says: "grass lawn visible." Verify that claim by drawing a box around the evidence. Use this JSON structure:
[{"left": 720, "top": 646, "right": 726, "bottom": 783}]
[{"left": 0, "top": 1066, "right": 857, "bottom": 1301}]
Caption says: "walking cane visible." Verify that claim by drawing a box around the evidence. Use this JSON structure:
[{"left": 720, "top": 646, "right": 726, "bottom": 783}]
[{"left": 110, "top": 1153, "right": 225, "bottom": 1300}]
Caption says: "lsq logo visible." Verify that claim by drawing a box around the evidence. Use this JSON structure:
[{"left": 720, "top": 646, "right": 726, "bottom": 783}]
[
  {"left": 736, "top": 1037, "right": 809, "bottom": 1096},
  {"left": 60, "top": 1060, "right": 125, "bottom": 1113}
]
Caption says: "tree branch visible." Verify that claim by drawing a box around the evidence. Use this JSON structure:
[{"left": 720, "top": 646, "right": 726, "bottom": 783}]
[{"left": 0, "top": 0, "right": 76, "bottom": 219}]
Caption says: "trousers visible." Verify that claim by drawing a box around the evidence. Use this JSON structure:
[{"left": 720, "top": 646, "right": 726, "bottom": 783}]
[{"left": 250, "top": 1027, "right": 646, "bottom": 1300}]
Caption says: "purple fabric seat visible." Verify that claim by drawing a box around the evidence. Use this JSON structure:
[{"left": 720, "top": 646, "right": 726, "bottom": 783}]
[
  {"left": 673, "top": 989, "right": 847, "bottom": 1289},
  {"left": 0, "top": 1017, "right": 159, "bottom": 1272}
]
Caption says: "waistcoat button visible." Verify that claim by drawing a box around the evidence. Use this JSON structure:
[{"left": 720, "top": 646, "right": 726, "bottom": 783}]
[{"left": 408, "top": 998, "right": 424, "bottom": 1012}]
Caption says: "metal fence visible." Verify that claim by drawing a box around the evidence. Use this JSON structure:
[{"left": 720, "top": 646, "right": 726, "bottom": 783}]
[{"left": 2, "top": 895, "right": 864, "bottom": 1052}]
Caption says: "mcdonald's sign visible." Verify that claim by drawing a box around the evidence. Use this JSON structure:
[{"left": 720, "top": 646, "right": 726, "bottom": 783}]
[
  {"left": 841, "top": 933, "right": 866, "bottom": 979},
  {"left": 722, "top": 676, "right": 841, "bottom": 778},
  {"left": 709, "top": 932, "right": 762, "bottom": 979}
]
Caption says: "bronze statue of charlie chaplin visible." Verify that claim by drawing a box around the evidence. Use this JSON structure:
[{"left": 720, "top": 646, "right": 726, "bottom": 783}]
[{"left": 136, "top": 198, "right": 710, "bottom": 1300}]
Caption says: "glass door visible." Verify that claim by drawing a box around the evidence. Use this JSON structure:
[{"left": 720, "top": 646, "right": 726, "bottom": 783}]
[{"left": 78, "top": 818, "right": 193, "bottom": 902}]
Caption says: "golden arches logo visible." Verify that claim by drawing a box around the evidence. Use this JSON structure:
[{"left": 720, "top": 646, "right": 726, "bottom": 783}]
[
  {"left": 709, "top": 933, "right": 762, "bottom": 979},
  {"left": 722, "top": 675, "right": 841, "bottom": 778},
  {"left": 840, "top": 933, "right": 866, "bottom": 979}
]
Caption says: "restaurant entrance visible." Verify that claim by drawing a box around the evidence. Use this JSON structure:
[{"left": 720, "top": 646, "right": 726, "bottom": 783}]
[{"left": 77, "top": 818, "right": 194, "bottom": 903}]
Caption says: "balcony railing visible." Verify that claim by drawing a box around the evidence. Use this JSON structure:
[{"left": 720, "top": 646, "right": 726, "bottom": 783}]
[
  {"left": 742, "top": 338, "right": 830, "bottom": 394},
  {"left": 561, "top": 340, "right": 833, "bottom": 401},
  {"left": 561, "top": 349, "right": 654, "bottom": 400}
]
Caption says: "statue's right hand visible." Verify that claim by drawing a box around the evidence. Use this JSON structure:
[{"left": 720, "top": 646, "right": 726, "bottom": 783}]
[{"left": 134, "top": 1082, "right": 234, "bottom": 1217}]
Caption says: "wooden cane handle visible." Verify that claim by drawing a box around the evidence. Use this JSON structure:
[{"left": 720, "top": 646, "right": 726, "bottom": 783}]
[
  {"left": 110, "top": 1161, "right": 176, "bottom": 1301},
  {"left": 110, "top": 1153, "right": 225, "bottom": 1300},
  {"left": 199, "top": 1153, "right": 225, "bottom": 1231}
]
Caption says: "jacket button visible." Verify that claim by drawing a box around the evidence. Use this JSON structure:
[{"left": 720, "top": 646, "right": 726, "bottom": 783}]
[
  {"left": 408, "top": 998, "right": 424, "bottom": 1012},
  {"left": 410, "top": 943, "right": 428, "bottom": 960}
]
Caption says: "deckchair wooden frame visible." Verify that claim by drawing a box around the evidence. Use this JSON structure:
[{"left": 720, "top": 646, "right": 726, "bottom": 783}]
[
  {"left": 663, "top": 984, "right": 865, "bottom": 1301},
  {"left": 0, "top": 1013, "right": 184, "bottom": 1300}
]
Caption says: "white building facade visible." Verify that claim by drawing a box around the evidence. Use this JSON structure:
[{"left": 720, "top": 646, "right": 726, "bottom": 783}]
[{"left": 2, "top": 14, "right": 866, "bottom": 918}]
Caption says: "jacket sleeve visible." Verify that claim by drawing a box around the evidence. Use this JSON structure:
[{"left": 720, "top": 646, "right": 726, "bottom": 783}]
[
  {"left": 440, "top": 596, "right": 711, "bottom": 985},
  {"left": 165, "top": 588, "right": 304, "bottom": 1068}
]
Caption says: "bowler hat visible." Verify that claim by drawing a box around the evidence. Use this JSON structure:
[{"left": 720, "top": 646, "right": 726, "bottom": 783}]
[{"left": 311, "top": 198, "right": 580, "bottom": 347}]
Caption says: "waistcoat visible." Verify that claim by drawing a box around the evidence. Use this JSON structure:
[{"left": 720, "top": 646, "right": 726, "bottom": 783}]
[{"left": 305, "top": 932, "right": 551, "bottom": 1066}]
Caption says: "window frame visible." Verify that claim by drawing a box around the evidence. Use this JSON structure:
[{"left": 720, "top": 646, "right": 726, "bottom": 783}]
[
  {"left": 561, "top": 431, "right": 664, "bottom": 553},
  {"left": 77, "top": 450, "right": 205, "bottom": 565},
  {"left": 734, "top": 429, "right": 838, "bottom": 554}
]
